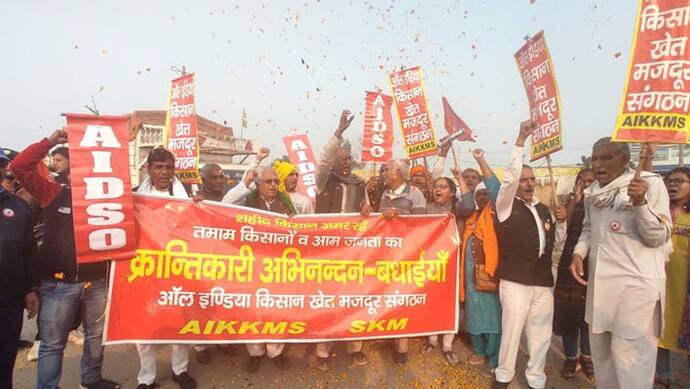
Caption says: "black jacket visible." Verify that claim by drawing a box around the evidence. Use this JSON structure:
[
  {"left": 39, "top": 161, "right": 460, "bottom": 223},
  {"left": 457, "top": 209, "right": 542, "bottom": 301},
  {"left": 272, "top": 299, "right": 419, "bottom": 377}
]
[
  {"left": 0, "top": 189, "right": 38, "bottom": 307},
  {"left": 496, "top": 198, "right": 556, "bottom": 287}
]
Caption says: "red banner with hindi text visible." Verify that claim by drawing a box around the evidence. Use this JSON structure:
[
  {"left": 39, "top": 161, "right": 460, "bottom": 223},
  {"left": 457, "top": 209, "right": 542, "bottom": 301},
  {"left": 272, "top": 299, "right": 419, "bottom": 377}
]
[
  {"left": 164, "top": 74, "right": 201, "bottom": 183},
  {"left": 613, "top": 0, "right": 690, "bottom": 143},
  {"left": 361, "top": 91, "right": 394, "bottom": 163},
  {"left": 66, "top": 114, "right": 136, "bottom": 264},
  {"left": 515, "top": 31, "right": 564, "bottom": 161},
  {"left": 104, "top": 196, "right": 459, "bottom": 343},
  {"left": 389, "top": 67, "right": 438, "bottom": 159}
]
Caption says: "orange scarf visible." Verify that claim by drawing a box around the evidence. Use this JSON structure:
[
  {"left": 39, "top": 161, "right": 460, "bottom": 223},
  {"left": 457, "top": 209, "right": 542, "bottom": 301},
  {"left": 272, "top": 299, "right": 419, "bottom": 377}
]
[{"left": 459, "top": 204, "right": 499, "bottom": 302}]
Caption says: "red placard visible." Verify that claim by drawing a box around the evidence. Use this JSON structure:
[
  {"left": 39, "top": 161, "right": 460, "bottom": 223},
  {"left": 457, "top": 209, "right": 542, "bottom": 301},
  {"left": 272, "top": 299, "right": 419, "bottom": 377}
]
[
  {"left": 104, "top": 196, "right": 459, "bottom": 343},
  {"left": 361, "top": 91, "right": 394, "bottom": 163},
  {"left": 65, "top": 114, "right": 136, "bottom": 264},
  {"left": 164, "top": 73, "right": 201, "bottom": 183},
  {"left": 282, "top": 134, "right": 318, "bottom": 200},
  {"left": 613, "top": 0, "right": 690, "bottom": 143},
  {"left": 389, "top": 67, "right": 438, "bottom": 159},
  {"left": 515, "top": 31, "right": 564, "bottom": 161}
]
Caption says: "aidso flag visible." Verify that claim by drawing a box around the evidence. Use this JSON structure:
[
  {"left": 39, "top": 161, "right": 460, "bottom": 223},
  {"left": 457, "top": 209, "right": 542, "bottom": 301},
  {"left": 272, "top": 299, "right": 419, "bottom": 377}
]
[
  {"left": 66, "top": 114, "right": 136, "bottom": 264},
  {"left": 361, "top": 91, "right": 394, "bottom": 163}
]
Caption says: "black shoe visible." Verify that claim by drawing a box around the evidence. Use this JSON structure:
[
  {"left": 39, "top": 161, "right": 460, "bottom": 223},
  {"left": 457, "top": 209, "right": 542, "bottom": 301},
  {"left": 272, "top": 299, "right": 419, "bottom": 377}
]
[
  {"left": 195, "top": 348, "right": 211, "bottom": 364},
  {"left": 172, "top": 372, "right": 196, "bottom": 389},
  {"left": 217, "top": 344, "right": 238, "bottom": 356},
  {"left": 80, "top": 379, "right": 121, "bottom": 389},
  {"left": 317, "top": 356, "right": 331, "bottom": 371},
  {"left": 561, "top": 357, "right": 579, "bottom": 379},
  {"left": 136, "top": 384, "right": 156, "bottom": 389},
  {"left": 245, "top": 356, "right": 262, "bottom": 373},
  {"left": 271, "top": 354, "right": 290, "bottom": 370},
  {"left": 393, "top": 352, "right": 407, "bottom": 365},
  {"left": 491, "top": 380, "right": 510, "bottom": 389},
  {"left": 579, "top": 355, "right": 595, "bottom": 383}
]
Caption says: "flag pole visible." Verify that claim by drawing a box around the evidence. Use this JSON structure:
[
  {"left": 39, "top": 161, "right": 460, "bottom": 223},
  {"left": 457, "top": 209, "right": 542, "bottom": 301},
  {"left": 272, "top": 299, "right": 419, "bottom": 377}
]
[
  {"left": 450, "top": 145, "right": 460, "bottom": 170},
  {"left": 545, "top": 155, "right": 558, "bottom": 208},
  {"left": 635, "top": 143, "right": 650, "bottom": 179}
]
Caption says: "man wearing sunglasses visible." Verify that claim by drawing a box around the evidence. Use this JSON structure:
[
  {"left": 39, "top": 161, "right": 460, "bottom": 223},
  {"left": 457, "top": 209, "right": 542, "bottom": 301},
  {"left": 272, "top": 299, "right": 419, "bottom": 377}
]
[{"left": 222, "top": 165, "right": 295, "bottom": 373}]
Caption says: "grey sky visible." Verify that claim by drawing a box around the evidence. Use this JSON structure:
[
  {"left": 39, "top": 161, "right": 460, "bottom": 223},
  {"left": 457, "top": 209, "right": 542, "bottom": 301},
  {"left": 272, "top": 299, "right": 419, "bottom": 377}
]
[{"left": 1, "top": 0, "right": 635, "bottom": 167}]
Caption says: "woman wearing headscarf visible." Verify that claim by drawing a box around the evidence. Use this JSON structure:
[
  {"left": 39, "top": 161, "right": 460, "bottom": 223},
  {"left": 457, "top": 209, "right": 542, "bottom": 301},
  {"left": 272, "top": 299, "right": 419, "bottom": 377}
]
[{"left": 457, "top": 149, "right": 502, "bottom": 369}]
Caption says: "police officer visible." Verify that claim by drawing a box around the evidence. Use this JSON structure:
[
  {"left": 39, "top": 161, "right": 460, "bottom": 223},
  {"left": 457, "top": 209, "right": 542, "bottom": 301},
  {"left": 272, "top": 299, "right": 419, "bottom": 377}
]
[{"left": 0, "top": 147, "right": 38, "bottom": 389}]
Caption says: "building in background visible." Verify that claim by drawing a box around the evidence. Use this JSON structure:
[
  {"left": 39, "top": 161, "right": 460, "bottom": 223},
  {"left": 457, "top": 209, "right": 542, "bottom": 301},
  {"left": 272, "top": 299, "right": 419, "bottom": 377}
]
[
  {"left": 127, "top": 110, "right": 261, "bottom": 186},
  {"left": 630, "top": 144, "right": 688, "bottom": 173}
]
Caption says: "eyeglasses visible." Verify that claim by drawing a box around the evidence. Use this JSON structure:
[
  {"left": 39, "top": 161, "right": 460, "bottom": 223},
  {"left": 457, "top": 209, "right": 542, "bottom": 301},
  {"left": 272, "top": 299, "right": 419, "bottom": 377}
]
[
  {"left": 434, "top": 184, "right": 450, "bottom": 190},
  {"left": 258, "top": 179, "right": 280, "bottom": 185},
  {"left": 665, "top": 179, "right": 690, "bottom": 186}
]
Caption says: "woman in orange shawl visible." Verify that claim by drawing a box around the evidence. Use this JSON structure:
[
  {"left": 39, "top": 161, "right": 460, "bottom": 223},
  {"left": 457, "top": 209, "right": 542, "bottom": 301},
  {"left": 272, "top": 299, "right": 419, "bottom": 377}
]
[{"left": 457, "top": 150, "right": 502, "bottom": 368}]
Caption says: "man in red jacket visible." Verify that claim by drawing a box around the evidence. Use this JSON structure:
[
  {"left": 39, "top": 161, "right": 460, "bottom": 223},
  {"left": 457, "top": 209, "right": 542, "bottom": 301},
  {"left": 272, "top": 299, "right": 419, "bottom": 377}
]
[{"left": 12, "top": 129, "right": 120, "bottom": 389}]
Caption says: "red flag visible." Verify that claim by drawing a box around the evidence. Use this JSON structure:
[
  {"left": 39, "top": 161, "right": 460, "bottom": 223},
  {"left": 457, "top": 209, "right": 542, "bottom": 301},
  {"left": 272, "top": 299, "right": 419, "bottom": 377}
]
[
  {"left": 65, "top": 114, "right": 137, "bottom": 263},
  {"left": 442, "top": 97, "right": 475, "bottom": 142}
]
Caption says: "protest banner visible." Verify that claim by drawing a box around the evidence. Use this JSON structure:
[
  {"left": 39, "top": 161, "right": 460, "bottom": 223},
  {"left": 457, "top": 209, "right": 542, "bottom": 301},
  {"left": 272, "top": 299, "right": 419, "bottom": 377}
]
[
  {"left": 389, "top": 67, "right": 438, "bottom": 159},
  {"left": 164, "top": 73, "right": 201, "bottom": 183},
  {"left": 282, "top": 134, "right": 318, "bottom": 201},
  {"left": 515, "top": 31, "right": 564, "bottom": 161},
  {"left": 362, "top": 91, "right": 394, "bottom": 163},
  {"left": 104, "top": 195, "right": 459, "bottom": 343},
  {"left": 612, "top": 0, "right": 690, "bottom": 143},
  {"left": 65, "top": 114, "right": 137, "bottom": 264}
]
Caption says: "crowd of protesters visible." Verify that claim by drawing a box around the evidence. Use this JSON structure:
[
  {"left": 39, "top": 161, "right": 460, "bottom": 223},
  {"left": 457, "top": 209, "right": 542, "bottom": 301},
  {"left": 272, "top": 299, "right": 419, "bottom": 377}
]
[{"left": 1, "top": 110, "right": 689, "bottom": 389}]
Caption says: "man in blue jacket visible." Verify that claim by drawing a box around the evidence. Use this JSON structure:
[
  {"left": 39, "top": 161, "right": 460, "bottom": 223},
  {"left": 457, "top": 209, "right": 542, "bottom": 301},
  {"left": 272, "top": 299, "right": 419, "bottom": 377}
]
[{"left": 0, "top": 147, "right": 39, "bottom": 389}]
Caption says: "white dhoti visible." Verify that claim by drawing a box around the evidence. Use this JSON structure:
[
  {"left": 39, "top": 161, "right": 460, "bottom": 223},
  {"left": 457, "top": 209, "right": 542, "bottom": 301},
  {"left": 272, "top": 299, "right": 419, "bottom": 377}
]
[
  {"left": 495, "top": 279, "right": 553, "bottom": 389},
  {"left": 245, "top": 343, "right": 284, "bottom": 358},
  {"left": 316, "top": 341, "right": 363, "bottom": 358},
  {"left": 428, "top": 334, "right": 454, "bottom": 351},
  {"left": 394, "top": 338, "right": 409, "bottom": 353},
  {"left": 589, "top": 302, "right": 660, "bottom": 389},
  {"left": 136, "top": 343, "right": 189, "bottom": 385}
]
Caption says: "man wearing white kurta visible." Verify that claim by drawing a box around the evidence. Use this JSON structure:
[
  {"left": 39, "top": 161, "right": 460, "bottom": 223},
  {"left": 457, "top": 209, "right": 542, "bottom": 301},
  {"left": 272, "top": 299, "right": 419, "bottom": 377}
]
[
  {"left": 570, "top": 138, "right": 671, "bottom": 389},
  {"left": 493, "top": 121, "right": 556, "bottom": 389},
  {"left": 135, "top": 148, "right": 196, "bottom": 389}
]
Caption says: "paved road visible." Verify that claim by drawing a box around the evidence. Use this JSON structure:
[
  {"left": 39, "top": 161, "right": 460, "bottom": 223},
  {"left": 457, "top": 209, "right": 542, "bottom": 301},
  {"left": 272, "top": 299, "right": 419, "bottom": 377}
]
[{"left": 12, "top": 319, "right": 690, "bottom": 388}]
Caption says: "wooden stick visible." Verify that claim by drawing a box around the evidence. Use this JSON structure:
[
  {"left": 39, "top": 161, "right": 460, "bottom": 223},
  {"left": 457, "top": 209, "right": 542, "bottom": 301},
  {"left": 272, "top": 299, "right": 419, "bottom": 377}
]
[
  {"left": 450, "top": 145, "right": 460, "bottom": 170},
  {"left": 635, "top": 143, "right": 649, "bottom": 179},
  {"left": 545, "top": 155, "right": 558, "bottom": 208}
]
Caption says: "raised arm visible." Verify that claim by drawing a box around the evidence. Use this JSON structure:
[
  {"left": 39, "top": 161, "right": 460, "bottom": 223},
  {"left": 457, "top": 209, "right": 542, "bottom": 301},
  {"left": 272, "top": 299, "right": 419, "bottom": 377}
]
[
  {"left": 11, "top": 130, "right": 65, "bottom": 208},
  {"left": 432, "top": 142, "right": 452, "bottom": 179},
  {"left": 496, "top": 120, "right": 536, "bottom": 222},
  {"left": 472, "top": 148, "right": 495, "bottom": 182},
  {"left": 316, "top": 110, "right": 354, "bottom": 192},
  {"left": 451, "top": 166, "right": 470, "bottom": 195},
  {"left": 222, "top": 170, "right": 257, "bottom": 205},
  {"left": 629, "top": 174, "right": 672, "bottom": 247}
]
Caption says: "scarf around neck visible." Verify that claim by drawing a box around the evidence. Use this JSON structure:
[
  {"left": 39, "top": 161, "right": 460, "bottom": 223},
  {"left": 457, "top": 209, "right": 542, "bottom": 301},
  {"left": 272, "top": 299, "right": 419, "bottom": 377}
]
[{"left": 585, "top": 168, "right": 655, "bottom": 208}]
